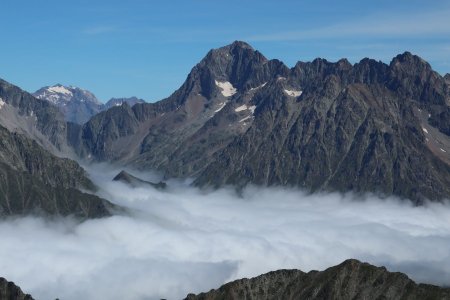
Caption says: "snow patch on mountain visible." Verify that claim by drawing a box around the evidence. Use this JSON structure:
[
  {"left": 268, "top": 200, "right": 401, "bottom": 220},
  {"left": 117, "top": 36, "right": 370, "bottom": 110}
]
[
  {"left": 284, "top": 89, "right": 302, "bottom": 97},
  {"left": 47, "top": 85, "right": 73, "bottom": 96},
  {"left": 235, "top": 104, "right": 257, "bottom": 114},
  {"left": 239, "top": 115, "right": 252, "bottom": 123},
  {"left": 0, "top": 97, "right": 5, "bottom": 110},
  {"left": 214, "top": 102, "right": 228, "bottom": 113},
  {"left": 215, "top": 80, "right": 237, "bottom": 97},
  {"left": 235, "top": 104, "right": 248, "bottom": 112},
  {"left": 250, "top": 82, "right": 267, "bottom": 91}
]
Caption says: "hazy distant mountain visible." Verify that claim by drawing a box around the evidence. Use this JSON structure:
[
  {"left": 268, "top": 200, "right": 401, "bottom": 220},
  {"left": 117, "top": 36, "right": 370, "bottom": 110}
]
[
  {"left": 34, "top": 85, "right": 145, "bottom": 124},
  {"left": 104, "top": 96, "right": 145, "bottom": 110},
  {"left": 185, "top": 259, "right": 450, "bottom": 300},
  {"left": 34, "top": 84, "right": 102, "bottom": 124},
  {"left": 71, "top": 41, "right": 450, "bottom": 203}
]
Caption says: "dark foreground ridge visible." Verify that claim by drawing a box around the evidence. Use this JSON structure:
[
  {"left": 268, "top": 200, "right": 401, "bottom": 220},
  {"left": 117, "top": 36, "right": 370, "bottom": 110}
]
[
  {"left": 0, "top": 277, "right": 33, "bottom": 300},
  {"left": 185, "top": 259, "right": 450, "bottom": 300},
  {"left": 2, "top": 259, "right": 449, "bottom": 299}
]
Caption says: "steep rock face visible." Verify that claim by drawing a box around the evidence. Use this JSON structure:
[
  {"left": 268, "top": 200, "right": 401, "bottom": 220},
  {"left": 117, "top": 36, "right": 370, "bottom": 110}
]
[
  {"left": 0, "top": 125, "right": 113, "bottom": 218},
  {"left": 0, "top": 277, "right": 33, "bottom": 300},
  {"left": 185, "top": 259, "right": 450, "bottom": 300},
  {"left": 71, "top": 41, "right": 450, "bottom": 202},
  {"left": 194, "top": 48, "right": 450, "bottom": 202},
  {"left": 74, "top": 41, "right": 287, "bottom": 177}
]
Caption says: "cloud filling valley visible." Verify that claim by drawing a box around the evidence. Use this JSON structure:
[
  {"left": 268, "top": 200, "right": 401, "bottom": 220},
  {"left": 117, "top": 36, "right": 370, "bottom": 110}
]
[{"left": 0, "top": 165, "right": 449, "bottom": 300}]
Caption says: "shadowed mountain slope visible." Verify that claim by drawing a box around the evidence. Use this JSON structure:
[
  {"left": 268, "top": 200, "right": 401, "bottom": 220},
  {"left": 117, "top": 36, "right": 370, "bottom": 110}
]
[{"left": 0, "top": 125, "right": 113, "bottom": 218}]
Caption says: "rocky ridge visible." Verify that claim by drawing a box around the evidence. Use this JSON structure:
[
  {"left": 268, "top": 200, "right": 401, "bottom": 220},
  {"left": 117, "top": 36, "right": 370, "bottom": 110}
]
[{"left": 185, "top": 259, "right": 450, "bottom": 300}]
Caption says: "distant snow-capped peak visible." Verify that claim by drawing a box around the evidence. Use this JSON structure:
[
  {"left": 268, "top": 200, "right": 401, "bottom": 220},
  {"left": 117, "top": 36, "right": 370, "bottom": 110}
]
[{"left": 33, "top": 84, "right": 101, "bottom": 106}]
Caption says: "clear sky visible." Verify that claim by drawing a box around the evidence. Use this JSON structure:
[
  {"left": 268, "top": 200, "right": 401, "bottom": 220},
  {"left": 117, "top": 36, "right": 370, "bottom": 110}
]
[{"left": 1, "top": 0, "right": 449, "bottom": 102}]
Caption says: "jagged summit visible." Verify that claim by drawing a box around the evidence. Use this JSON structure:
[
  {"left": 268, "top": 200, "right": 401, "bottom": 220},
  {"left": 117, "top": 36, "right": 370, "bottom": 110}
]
[
  {"left": 214, "top": 40, "right": 255, "bottom": 52},
  {"left": 444, "top": 73, "right": 450, "bottom": 83},
  {"left": 390, "top": 51, "right": 433, "bottom": 74}
]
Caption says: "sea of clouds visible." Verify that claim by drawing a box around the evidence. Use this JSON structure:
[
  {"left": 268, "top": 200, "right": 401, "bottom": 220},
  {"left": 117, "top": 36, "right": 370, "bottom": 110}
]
[{"left": 0, "top": 164, "right": 449, "bottom": 300}]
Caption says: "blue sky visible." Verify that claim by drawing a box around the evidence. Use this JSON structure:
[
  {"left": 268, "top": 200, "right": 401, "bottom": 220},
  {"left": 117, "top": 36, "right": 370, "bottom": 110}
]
[{"left": 1, "top": 0, "right": 449, "bottom": 102}]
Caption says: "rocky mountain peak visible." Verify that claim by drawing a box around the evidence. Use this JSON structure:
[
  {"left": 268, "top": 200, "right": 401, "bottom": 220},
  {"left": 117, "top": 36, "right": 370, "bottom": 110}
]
[
  {"left": 198, "top": 41, "right": 269, "bottom": 84},
  {"left": 34, "top": 84, "right": 101, "bottom": 106},
  {"left": 389, "top": 51, "right": 432, "bottom": 75},
  {"left": 33, "top": 84, "right": 102, "bottom": 124},
  {"left": 179, "top": 41, "right": 285, "bottom": 102},
  {"left": 444, "top": 73, "right": 450, "bottom": 84}
]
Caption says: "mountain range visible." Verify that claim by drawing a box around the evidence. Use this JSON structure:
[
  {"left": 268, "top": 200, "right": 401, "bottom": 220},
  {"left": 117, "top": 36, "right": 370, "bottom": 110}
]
[
  {"left": 33, "top": 84, "right": 145, "bottom": 124},
  {"left": 67, "top": 41, "right": 450, "bottom": 203},
  {"left": 0, "top": 41, "right": 449, "bottom": 213}
]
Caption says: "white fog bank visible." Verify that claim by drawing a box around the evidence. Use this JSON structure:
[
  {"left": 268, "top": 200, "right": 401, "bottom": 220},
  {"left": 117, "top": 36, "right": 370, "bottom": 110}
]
[{"left": 0, "top": 165, "right": 449, "bottom": 300}]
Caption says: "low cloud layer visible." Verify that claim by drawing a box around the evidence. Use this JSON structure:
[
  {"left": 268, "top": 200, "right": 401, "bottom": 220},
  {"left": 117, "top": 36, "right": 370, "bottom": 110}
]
[{"left": 0, "top": 165, "right": 449, "bottom": 300}]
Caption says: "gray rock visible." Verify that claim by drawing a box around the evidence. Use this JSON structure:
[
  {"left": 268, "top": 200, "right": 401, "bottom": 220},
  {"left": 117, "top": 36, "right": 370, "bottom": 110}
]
[
  {"left": 0, "top": 277, "right": 33, "bottom": 300},
  {"left": 113, "top": 170, "right": 166, "bottom": 189}
]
